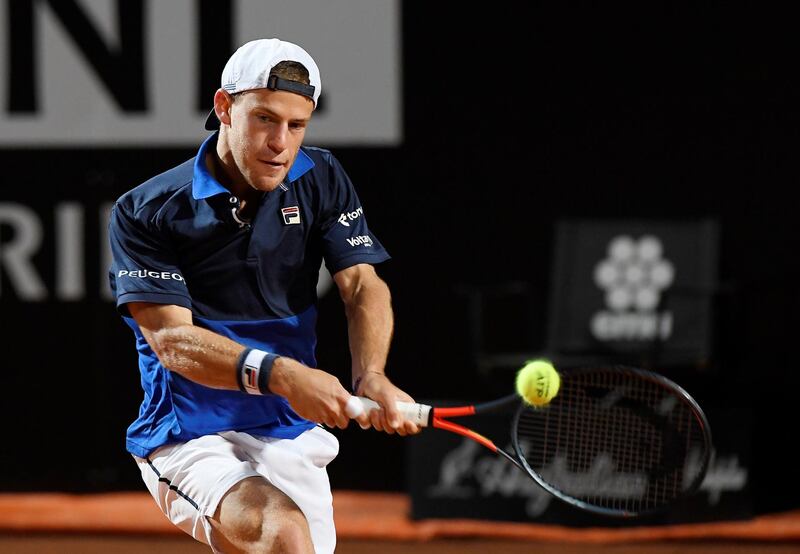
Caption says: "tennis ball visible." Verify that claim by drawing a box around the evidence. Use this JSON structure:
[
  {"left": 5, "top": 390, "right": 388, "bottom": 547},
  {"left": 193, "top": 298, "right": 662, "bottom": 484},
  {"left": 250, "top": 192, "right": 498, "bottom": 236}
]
[{"left": 516, "top": 360, "right": 560, "bottom": 407}]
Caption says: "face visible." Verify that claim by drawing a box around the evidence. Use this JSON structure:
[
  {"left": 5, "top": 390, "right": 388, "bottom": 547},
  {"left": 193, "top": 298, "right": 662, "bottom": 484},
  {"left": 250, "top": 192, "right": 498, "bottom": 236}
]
[{"left": 216, "top": 88, "right": 314, "bottom": 193}]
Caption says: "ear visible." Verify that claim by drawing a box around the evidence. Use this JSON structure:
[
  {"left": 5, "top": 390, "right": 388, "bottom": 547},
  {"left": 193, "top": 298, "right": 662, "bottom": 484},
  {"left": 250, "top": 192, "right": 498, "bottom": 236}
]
[{"left": 213, "top": 89, "right": 234, "bottom": 127}]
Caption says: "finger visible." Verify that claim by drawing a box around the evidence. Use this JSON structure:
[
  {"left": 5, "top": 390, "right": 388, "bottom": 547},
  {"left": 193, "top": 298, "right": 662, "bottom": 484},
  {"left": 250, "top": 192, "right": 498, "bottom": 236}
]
[
  {"left": 369, "top": 409, "right": 385, "bottom": 432},
  {"left": 396, "top": 420, "right": 419, "bottom": 436},
  {"left": 403, "top": 421, "right": 421, "bottom": 435},
  {"left": 383, "top": 401, "right": 402, "bottom": 431},
  {"left": 345, "top": 397, "right": 371, "bottom": 429},
  {"left": 394, "top": 420, "right": 414, "bottom": 436},
  {"left": 355, "top": 413, "right": 371, "bottom": 430},
  {"left": 329, "top": 403, "right": 349, "bottom": 429},
  {"left": 377, "top": 407, "right": 395, "bottom": 433},
  {"left": 379, "top": 406, "right": 398, "bottom": 434}
]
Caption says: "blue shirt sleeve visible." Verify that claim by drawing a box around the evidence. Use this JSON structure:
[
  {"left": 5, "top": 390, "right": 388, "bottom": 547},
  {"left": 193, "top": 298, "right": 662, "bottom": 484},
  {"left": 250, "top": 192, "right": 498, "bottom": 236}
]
[
  {"left": 317, "top": 154, "right": 391, "bottom": 274},
  {"left": 108, "top": 202, "right": 193, "bottom": 315}
]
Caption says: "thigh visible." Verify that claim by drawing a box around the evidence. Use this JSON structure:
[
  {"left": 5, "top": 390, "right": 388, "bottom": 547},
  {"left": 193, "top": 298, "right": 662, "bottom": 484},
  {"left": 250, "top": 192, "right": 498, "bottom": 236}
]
[
  {"left": 134, "top": 434, "right": 262, "bottom": 550},
  {"left": 226, "top": 426, "right": 339, "bottom": 554}
]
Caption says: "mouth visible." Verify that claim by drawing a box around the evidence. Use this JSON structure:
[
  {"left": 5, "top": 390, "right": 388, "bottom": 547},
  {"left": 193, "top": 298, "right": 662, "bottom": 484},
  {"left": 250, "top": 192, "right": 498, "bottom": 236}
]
[{"left": 258, "top": 160, "right": 285, "bottom": 175}]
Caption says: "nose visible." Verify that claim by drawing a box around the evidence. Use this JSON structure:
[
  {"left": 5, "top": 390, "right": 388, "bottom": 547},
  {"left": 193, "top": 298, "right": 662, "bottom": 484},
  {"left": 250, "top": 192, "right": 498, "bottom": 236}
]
[{"left": 268, "top": 123, "right": 289, "bottom": 153}]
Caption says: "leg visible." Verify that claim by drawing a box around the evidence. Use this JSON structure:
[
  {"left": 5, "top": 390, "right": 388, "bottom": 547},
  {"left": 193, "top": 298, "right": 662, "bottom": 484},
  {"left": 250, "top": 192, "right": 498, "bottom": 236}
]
[
  {"left": 208, "top": 476, "right": 314, "bottom": 554},
  {"left": 134, "top": 429, "right": 338, "bottom": 554},
  {"left": 242, "top": 427, "right": 339, "bottom": 553}
]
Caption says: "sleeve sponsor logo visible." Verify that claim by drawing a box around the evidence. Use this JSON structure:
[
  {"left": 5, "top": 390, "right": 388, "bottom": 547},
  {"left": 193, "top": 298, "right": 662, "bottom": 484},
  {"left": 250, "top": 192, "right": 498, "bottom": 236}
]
[
  {"left": 118, "top": 269, "right": 186, "bottom": 284},
  {"left": 337, "top": 206, "right": 363, "bottom": 226},
  {"left": 346, "top": 235, "right": 373, "bottom": 247}
]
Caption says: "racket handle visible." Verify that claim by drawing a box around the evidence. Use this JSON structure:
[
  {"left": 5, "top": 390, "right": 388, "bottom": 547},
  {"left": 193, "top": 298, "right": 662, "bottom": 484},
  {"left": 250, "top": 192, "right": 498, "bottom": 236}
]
[{"left": 345, "top": 396, "right": 431, "bottom": 427}]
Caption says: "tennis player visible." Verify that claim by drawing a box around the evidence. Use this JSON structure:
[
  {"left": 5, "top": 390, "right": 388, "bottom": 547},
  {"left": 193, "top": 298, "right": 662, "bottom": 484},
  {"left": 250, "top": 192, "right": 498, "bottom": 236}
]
[{"left": 108, "top": 38, "right": 417, "bottom": 553}]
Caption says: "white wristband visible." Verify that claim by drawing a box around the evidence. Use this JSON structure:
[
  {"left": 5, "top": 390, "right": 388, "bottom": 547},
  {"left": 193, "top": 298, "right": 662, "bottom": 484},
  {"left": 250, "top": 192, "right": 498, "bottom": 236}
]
[{"left": 241, "top": 349, "right": 268, "bottom": 395}]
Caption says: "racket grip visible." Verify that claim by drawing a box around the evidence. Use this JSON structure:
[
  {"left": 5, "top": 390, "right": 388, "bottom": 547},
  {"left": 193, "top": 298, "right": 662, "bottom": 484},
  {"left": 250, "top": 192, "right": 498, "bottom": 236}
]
[{"left": 345, "top": 396, "right": 431, "bottom": 427}]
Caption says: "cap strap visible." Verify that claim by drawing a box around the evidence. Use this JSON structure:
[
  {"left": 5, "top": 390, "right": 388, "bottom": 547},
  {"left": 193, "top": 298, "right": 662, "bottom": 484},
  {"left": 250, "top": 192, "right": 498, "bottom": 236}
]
[{"left": 266, "top": 74, "right": 316, "bottom": 101}]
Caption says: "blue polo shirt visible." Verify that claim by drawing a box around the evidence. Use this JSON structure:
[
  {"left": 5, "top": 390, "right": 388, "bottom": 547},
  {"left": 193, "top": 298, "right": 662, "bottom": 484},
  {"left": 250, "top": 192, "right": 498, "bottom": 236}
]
[{"left": 109, "top": 133, "right": 390, "bottom": 457}]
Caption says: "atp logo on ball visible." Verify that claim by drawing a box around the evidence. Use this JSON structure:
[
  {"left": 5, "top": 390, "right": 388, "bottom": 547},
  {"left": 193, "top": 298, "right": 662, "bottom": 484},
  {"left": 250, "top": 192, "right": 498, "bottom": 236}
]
[{"left": 590, "top": 235, "right": 675, "bottom": 342}]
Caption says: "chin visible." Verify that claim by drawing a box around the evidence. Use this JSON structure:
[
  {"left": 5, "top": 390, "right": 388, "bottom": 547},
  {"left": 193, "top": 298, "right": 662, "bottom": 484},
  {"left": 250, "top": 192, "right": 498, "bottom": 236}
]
[{"left": 249, "top": 175, "right": 286, "bottom": 192}]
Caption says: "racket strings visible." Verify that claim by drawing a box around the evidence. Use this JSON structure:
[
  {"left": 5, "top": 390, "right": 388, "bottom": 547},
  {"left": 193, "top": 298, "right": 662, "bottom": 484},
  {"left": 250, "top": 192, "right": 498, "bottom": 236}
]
[{"left": 515, "top": 369, "right": 707, "bottom": 513}]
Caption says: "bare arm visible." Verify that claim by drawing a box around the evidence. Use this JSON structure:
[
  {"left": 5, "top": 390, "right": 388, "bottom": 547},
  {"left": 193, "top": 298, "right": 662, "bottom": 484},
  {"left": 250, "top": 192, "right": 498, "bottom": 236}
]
[
  {"left": 333, "top": 264, "right": 419, "bottom": 435},
  {"left": 129, "top": 303, "right": 243, "bottom": 389},
  {"left": 128, "top": 302, "right": 354, "bottom": 428},
  {"left": 334, "top": 264, "right": 393, "bottom": 388}
]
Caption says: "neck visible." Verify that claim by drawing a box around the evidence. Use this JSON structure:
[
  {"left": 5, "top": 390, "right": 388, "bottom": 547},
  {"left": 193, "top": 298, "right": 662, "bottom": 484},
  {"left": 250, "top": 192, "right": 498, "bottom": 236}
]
[{"left": 211, "top": 133, "right": 257, "bottom": 202}]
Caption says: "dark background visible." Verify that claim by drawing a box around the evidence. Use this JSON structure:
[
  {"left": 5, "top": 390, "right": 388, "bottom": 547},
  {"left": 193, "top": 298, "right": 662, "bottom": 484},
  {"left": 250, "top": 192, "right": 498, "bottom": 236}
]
[{"left": 1, "top": 4, "right": 797, "bottom": 516}]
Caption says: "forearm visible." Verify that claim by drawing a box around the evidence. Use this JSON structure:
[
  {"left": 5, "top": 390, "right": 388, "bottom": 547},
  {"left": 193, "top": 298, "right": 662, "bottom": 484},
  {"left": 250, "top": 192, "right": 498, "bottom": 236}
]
[
  {"left": 149, "top": 324, "right": 244, "bottom": 389},
  {"left": 332, "top": 266, "right": 417, "bottom": 434},
  {"left": 344, "top": 278, "right": 394, "bottom": 386},
  {"left": 150, "top": 324, "right": 301, "bottom": 394}
]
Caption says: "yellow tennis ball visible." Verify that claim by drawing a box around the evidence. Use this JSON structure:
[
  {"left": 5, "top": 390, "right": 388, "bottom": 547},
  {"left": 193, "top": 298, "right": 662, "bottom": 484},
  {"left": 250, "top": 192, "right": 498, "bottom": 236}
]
[{"left": 516, "top": 360, "right": 560, "bottom": 407}]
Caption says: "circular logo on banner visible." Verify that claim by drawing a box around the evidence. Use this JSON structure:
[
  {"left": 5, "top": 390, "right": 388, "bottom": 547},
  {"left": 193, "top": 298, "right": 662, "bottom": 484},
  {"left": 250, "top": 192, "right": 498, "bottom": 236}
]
[{"left": 591, "top": 235, "right": 675, "bottom": 341}]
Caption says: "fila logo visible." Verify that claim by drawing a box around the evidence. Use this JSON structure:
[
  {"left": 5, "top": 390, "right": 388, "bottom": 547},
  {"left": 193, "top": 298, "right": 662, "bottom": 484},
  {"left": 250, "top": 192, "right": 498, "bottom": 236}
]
[
  {"left": 244, "top": 366, "right": 258, "bottom": 389},
  {"left": 281, "top": 206, "right": 301, "bottom": 225},
  {"left": 346, "top": 235, "right": 373, "bottom": 247},
  {"left": 338, "top": 206, "right": 364, "bottom": 226}
]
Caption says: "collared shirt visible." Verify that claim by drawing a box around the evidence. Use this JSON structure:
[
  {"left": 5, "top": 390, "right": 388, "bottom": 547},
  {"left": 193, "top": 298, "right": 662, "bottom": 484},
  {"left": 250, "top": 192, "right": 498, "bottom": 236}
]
[{"left": 109, "top": 133, "right": 390, "bottom": 457}]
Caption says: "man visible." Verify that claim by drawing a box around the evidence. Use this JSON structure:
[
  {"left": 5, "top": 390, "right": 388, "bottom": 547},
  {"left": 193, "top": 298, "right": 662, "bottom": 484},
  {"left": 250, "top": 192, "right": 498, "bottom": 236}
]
[{"left": 108, "top": 38, "right": 417, "bottom": 553}]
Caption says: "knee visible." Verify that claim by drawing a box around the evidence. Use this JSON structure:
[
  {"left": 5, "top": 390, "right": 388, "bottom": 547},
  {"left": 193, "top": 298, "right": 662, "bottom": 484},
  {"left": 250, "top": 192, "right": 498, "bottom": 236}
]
[
  {"left": 214, "top": 478, "right": 315, "bottom": 553},
  {"left": 233, "top": 501, "right": 312, "bottom": 553},
  {"left": 267, "top": 507, "right": 313, "bottom": 553}
]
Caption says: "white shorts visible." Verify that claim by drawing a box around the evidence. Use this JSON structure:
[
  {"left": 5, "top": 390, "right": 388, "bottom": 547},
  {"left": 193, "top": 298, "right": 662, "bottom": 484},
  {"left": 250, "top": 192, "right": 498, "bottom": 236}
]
[{"left": 133, "top": 426, "right": 339, "bottom": 554}]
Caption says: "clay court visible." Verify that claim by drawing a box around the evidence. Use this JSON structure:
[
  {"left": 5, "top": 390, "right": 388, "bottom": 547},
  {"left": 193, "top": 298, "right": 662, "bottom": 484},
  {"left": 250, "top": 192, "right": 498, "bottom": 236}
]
[{"left": 2, "top": 491, "right": 800, "bottom": 553}]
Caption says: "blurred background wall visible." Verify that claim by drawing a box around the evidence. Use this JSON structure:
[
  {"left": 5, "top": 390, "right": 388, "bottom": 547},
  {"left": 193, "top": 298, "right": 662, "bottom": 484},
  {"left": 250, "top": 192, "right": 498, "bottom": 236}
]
[{"left": 1, "top": 1, "right": 796, "bottom": 519}]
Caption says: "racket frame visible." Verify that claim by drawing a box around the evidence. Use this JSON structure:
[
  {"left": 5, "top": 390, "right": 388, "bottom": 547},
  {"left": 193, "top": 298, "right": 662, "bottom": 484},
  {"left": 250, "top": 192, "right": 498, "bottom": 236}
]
[{"left": 510, "top": 366, "right": 713, "bottom": 517}]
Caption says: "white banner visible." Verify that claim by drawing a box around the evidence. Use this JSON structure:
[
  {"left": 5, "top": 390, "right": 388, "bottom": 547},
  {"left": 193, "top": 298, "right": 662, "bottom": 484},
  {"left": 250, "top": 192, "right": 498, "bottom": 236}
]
[{"left": 0, "top": 0, "right": 401, "bottom": 147}]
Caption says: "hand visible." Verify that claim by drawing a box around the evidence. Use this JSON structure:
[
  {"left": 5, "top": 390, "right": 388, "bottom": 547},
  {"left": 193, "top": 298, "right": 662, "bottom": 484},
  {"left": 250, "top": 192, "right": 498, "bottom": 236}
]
[
  {"left": 355, "top": 372, "right": 421, "bottom": 436},
  {"left": 269, "top": 359, "right": 352, "bottom": 429}
]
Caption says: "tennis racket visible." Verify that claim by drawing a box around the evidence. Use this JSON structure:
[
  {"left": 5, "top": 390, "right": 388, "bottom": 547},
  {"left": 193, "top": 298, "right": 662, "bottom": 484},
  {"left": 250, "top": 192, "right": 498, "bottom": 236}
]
[{"left": 346, "top": 365, "right": 712, "bottom": 517}]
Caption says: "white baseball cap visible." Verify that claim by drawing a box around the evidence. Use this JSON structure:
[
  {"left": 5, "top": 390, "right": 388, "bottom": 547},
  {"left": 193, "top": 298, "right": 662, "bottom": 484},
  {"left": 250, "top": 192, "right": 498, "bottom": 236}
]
[{"left": 205, "top": 38, "right": 322, "bottom": 130}]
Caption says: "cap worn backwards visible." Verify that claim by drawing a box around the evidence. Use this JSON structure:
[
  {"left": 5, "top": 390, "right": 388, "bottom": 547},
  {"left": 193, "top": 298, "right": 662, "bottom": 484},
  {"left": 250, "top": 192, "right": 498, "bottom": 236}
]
[{"left": 204, "top": 38, "right": 322, "bottom": 131}]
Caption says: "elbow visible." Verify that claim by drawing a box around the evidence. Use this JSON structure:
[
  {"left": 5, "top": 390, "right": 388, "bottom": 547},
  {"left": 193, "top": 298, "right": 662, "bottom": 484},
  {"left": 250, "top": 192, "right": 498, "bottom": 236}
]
[
  {"left": 343, "top": 278, "right": 391, "bottom": 311},
  {"left": 379, "top": 282, "right": 392, "bottom": 308},
  {"left": 376, "top": 278, "right": 392, "bottom": 305},
  {"left": 149, "top": 325, "right": 194, "bottom": 370}
]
